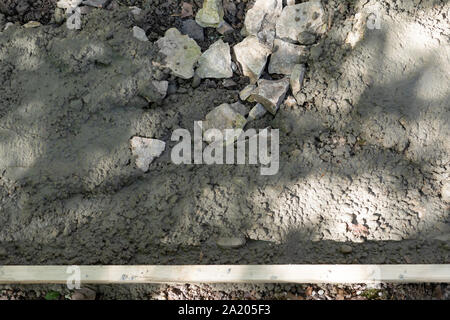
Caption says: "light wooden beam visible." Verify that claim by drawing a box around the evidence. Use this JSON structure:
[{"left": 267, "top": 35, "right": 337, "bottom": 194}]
[{"left": 0, "top": 265, "right": 449, "bottom": 284}]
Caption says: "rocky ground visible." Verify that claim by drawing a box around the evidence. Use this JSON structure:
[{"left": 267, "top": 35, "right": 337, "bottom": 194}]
[
  {"left": 1, "top": 282, "right": 449, "bottom": 300},
  {"left": 0, "top": 0, "right": 449, "bottom": 300}
]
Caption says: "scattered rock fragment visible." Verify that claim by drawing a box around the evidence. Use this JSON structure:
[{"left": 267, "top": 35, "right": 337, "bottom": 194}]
[
  {"left": 269, "top": 39, "right": 308, "bottom": 75},
  {"left": 152, "top": 80, "right": 169, "bottom": 99},
  {"left": 180, "top": 2, "right": 194, "bottom": 18},
  {"left": 181, "top": 19, "right": 205, "bottom": 42},
  {"left": 129, "top": 6, "right": 142, "bottom": 16},
  {"left": 233, "top": 36, "right": 271, "bottom": 83},
  {"left": 191, "top": 74, "right": 201, "bottom": 88},
  {"left": 132, "top": 26, "right": 148, "bottom": 42},
  {"left": 345, "top": 12, "right": 367, "bottom": 48},
  {"left": 284, "top": 95, "right": 297, "bottom": 108},
  {"left": 57, "top": 0, "right": 82, "bottom": 9},
  {"left": 229, "top": 101, "right": 249, "bottom": 116},
  {"left": 130, "top": 137, "right": 166, "bottom": 172},
  {"left": 23, "top": 21, "right": 41, "bottom": 28},
  {"left": 217, "top": 21, "right": 234, "bottom": 35},
  {"left": 197, "top": 39, "right": 233, "bottom": 79},
  {"left": 156, "top": 28, "right": 201, "bottom": 79},
  {"left": 239, "top": 84, "right": 256, "bottom": 101},
  {"left": 138, "top": 80, "right": 168, "bottom": 103},
  {"left": 4, "top": 22, "right": 14, "bottom": 31},
  {"left": 244, "top": 0, "right": 282, "bottom": 45},
  {"left": 71, "top": 288, "right": 96, "bottom": 300},
  {"left": 195, "top": 0, "right": 224, "bottom": 28},
  {"left": 249, "top": 78, "right": 290, "bottom": 115},
  {"left": 201, "top": 103, "right": 247, "bottom": 144},
  {"left": 276, "top": 1, "right": 326, "bottom": 43},
  {"left": 216, "top": 236, "right": 246, "bottom": 249},
  {"left": 82, "top": 0, "right": 109, "bottom": 8},
  {"left": 54, "top": 8, "right": 65, "bottom": 24},
  {"left": 248, "top": 103, "right": 267, "bottom": 121},
  {"left": 222, "top": 79, "right": 237, "bottom": 88},
  {"left": 290, "top": 64, "right": 306, "bottom": 97},
  {"left": 340, "top": 244, "right": 353, "bottom": 254}
]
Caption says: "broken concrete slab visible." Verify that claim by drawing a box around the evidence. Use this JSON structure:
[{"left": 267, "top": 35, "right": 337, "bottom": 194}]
[
  {"left": 156, "top": 28, "right": 201, "bottom": 79},
  {"left": 130, "top": 137, "right": 166, "bottom": 172},
  {"left": 195, "top": 0, "right": 224, "bottom": 28},
  {"left": 249, "top": 78, "right": 290, "bottom": 115},
  {"left": 132, "top": 26, "right": 148, "bottom": 42},
  {"left": 201, "top": 103, "right": 247, "bottom": 144},
  {"left": 233, "top": 36, "right": 271, "bottom": 84},
  {"left": 181, "top": 19, "right": 204, "bottom": 42},
  {"left": 247, "top": 103, "right": 267, "bottom": 121},
  {"left": 276, "top": 1, "right": 326, "bottom": 43},
  {"left": 244, "top": 0, "right": 282, "bottom": 46},
  {"left": 268, "top": 39, "right": 308, "bottom": 75},
  {"left": 196, "top": 39, "right": 233, "bottom": 79},
  {"left": 290, "top": 63, "right": 306, "bottom": 97}
]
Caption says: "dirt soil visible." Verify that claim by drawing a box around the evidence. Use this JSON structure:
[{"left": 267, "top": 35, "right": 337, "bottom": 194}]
[{"left": 0, "top": 0, "right": 449, "bottom": 299}]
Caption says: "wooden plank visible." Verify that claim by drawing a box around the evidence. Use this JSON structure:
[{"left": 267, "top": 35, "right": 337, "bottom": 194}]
[{"left": 0, "top": 265, "right": 449, "bottom": 284}]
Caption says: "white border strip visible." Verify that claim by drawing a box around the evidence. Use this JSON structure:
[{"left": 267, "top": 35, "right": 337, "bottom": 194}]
[{"left": 0, "top": 265, "right": 449, "bottom": 284}]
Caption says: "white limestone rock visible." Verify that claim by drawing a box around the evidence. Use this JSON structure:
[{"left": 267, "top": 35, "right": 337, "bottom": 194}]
[
  {"left": 345, "top": 12, "right": 367, "bottom": 48},
  {"left": 239, "top": 84, "right": 256, "bottom": 101},
  {"left": 130, "top": 137, "right": 166, "bottom": 172},
  {"left": 249, "top": 78, "right": 290, "bottom": 115},
  {"left": 137, "top": 80, "right": 168, "bottom": 103},
  {"left": 57, "top": 0, "right": 82, "bottom": 9},
  {"left": 247, "top": 103, "right": 267, "bottom": 121},
  {"left": 244, "top": 0, "right": 282, "bottom": 46},
  {"left": 290, "top": 64, "right": 306, "bottom": 97},
  {"left": 195, "top": 0, "right": 224, "bottom": 28},
  {"left": 233, "top": 36, "right": 271, "bottom": 84},
  {"left": 201, "top": 103, "right": 247, "bottom": 144},
  {"left": 196, "top": 39, "right": 233, "bottom": 79},
  {"left": 133, "top": 26, "right": 148, "bottom": 42},
  {"left": 156, "top": 28, "right": 201, "bottom": 79},
  {"left": 269, "top": 39, "right": 308, "bottom": 75},
  {"left": 276, "top": 1, "right": 326, "bottom": 43}
]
